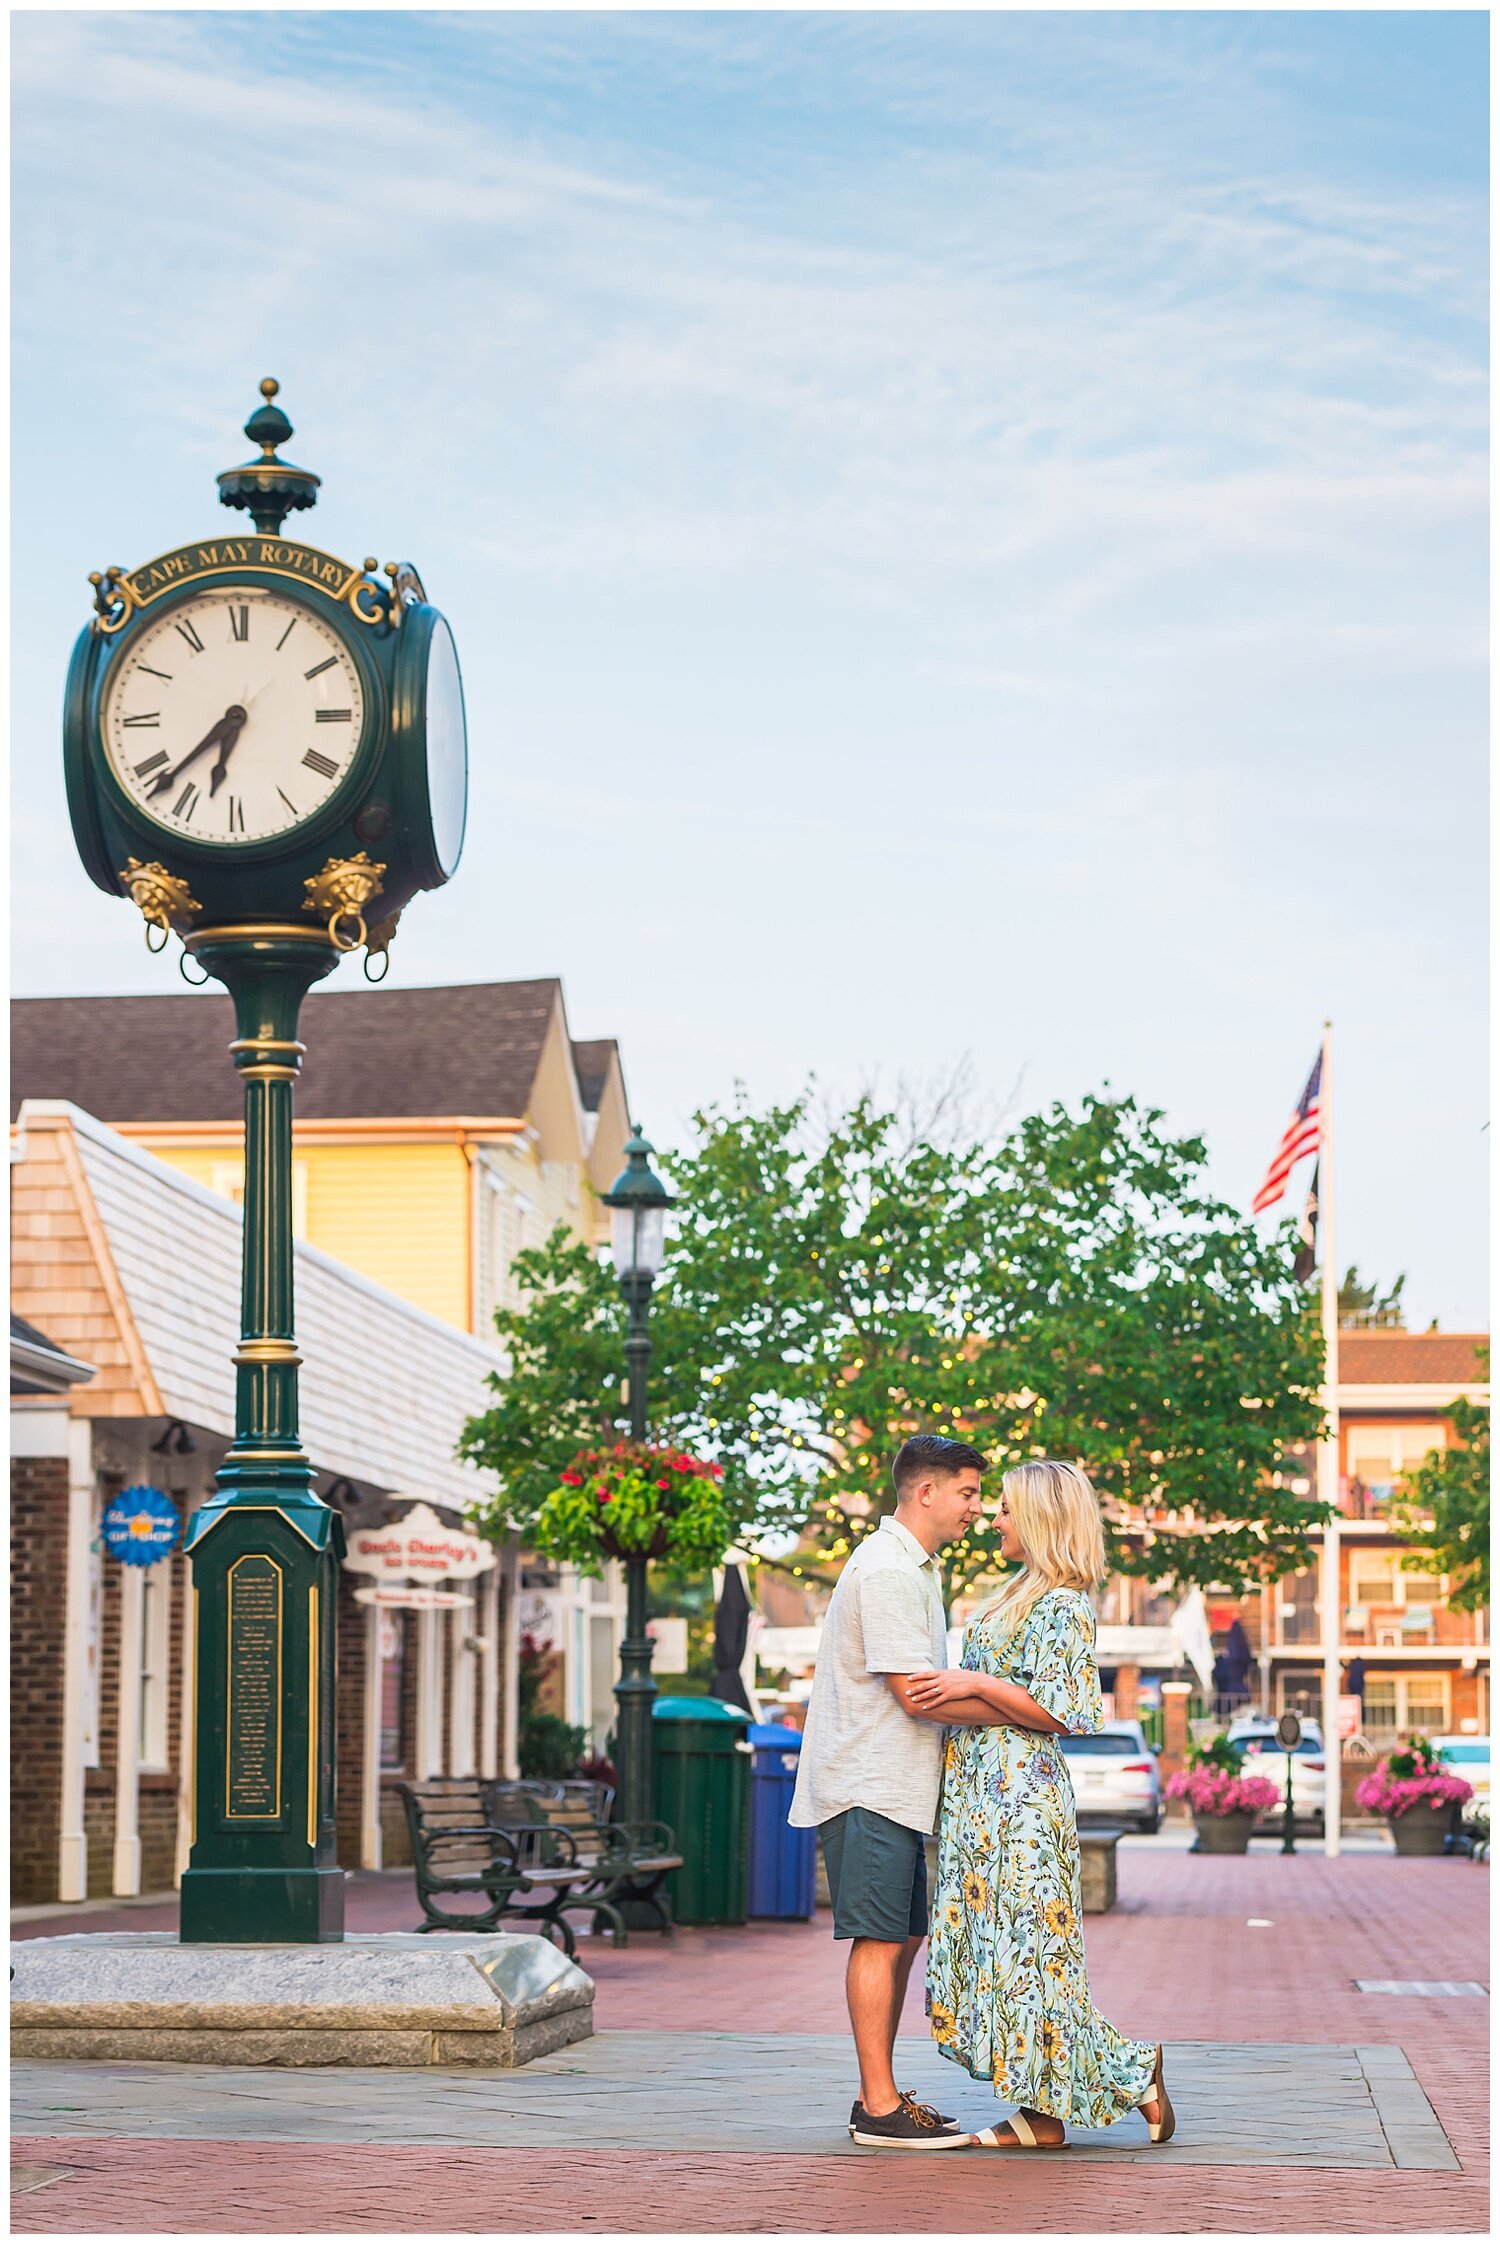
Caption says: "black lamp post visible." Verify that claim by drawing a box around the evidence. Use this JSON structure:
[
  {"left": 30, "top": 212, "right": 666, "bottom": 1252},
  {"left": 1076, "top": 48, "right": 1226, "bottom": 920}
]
[{"left": 602, "top": 1125, "right": 674, "bottom": 1838}]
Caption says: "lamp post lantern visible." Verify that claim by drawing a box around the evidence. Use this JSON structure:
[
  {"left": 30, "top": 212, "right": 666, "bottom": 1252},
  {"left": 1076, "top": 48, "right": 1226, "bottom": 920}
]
[{"left": 602, "top": 1125, "right": 673, "bottom": 1838}]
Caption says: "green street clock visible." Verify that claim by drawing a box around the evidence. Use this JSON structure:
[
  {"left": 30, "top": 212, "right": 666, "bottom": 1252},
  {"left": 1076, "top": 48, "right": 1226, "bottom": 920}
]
[
  {"left": 65, "top": 377, "right": 468, "bottom": 960},
  {"left": 61, "top": 382, "right": 471, "bottom": 1945}
]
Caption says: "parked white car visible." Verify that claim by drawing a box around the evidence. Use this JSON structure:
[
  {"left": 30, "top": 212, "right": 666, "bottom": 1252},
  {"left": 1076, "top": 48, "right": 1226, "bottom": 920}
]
[
  {"left": 1227, "top": 1717, "right": 1327, "bottom": 1830},
  {"left": 1057, "top": 1721, "right": 1162, "bottom": 1833},
  {"left": 1432, "top": 1735, "right": 1490, "bottom": 1816}
]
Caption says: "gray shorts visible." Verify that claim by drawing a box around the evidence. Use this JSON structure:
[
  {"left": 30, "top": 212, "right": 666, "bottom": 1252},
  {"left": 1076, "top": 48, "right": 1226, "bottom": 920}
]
[{"left": 819, "top": 1807, "right": 929, "bottom": 1943}]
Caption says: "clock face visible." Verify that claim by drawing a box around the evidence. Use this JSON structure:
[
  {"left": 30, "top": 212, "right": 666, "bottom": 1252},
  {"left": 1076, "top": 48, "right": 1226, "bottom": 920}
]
[
  {"left": 425, "top": 616, "right": 468, "bottom": 879},
  {"left": 101, "top": 588, "right": 366, "bottom": 846}
]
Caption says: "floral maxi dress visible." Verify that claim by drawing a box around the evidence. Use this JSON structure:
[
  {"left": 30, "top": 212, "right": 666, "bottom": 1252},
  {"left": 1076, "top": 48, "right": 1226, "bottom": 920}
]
[{"left": 925, "top": 1587, "right": 1156, "bottom": 2124}]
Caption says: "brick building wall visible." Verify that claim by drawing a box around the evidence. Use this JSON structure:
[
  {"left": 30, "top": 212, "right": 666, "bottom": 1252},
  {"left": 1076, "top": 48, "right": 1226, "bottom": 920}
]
[
  {"left": 84, "top": 1506, "right": 124, "bottom": 1897},
  {"left": 334, "top": 1569, "right": 367, "bottom": 1869},
  {"left": 11, "top": 1454, "right": 70, "bottom": 1903},
  {"left": 379, "top": 1614, "right": 421, "bottom": 1869},
  {"left": 137, "top": 1782, "right": 179, "bottom": 1891}
]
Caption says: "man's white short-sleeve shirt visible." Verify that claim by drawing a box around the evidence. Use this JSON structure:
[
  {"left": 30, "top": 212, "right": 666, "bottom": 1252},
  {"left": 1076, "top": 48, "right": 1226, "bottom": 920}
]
[{"left": 787, "top": 1515, "right": 948, "bottom": 1836}]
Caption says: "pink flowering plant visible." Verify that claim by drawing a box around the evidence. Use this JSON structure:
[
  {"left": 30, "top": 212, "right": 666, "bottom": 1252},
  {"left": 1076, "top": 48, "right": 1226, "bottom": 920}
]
[
  {"left": 1355, "top": 1739, "right": 1474, "bottom": 1820},
  {"left": 1166, "top": 1734, "right": 1281, "bottom": 1819},
  {"left": 531, "top": 1441, "right": 736, "bottom": 1572}
]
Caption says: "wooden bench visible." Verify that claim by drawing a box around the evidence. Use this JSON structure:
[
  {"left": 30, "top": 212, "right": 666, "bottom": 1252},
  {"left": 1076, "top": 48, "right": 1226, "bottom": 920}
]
[
  {"left": 485, "top": 1779, "right": 683, "bottom": 1947},
  {"left": 396, "top": 1779, "right": 599, "bottom": 1955}
]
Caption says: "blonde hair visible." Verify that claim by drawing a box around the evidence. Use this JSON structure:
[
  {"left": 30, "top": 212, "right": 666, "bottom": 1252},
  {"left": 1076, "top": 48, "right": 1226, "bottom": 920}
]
[{"left": 979, "top": 1459, "right": 1106, "bottom": 1638}]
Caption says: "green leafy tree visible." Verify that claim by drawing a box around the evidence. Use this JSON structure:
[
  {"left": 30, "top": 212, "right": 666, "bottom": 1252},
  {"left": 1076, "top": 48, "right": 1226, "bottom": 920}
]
[
  {"left": 459, "top": 1231, "right": 627, "bottom": 1538},
  {"left": 460, "top": 1087, "right": 1327, "bottom": 1595},
  {"left": 1394, "top": 1367, "right": 1490, "bottom": 1612},
  {"left": 1338, "top": 1265, "right": 1408, "bottom": 1330}
]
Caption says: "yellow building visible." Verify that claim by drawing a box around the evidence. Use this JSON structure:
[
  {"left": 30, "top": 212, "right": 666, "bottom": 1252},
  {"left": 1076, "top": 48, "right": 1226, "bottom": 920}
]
[
  {"left": 12, "top": 979, "right": 635, "bottom": 1756},
  {"left": 13, "top": 978, "right": 629, "bottom": 1334}
]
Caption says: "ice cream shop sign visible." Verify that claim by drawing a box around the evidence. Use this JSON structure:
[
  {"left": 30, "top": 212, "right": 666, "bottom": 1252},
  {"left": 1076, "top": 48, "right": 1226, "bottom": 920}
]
[{"left": 343, "top": 1502, "right": 495, "bottom": 1610}]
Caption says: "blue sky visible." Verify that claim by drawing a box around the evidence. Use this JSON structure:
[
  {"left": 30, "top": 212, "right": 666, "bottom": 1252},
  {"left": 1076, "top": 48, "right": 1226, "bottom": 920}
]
[{"left": 11, "top": 11, "right": 1488, "bottom": 1327}]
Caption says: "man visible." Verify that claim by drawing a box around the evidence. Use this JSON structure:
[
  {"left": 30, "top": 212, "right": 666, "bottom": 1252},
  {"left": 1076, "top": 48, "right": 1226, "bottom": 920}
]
[{"left": 788, "top": 1431, "right": 987, "bottom": 2148}]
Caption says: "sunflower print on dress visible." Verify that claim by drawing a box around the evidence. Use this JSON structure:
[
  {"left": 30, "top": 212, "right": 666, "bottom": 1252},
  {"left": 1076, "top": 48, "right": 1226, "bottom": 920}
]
[{"left": 924, "top": 1586, "right": 1157, "bottom": 2125}]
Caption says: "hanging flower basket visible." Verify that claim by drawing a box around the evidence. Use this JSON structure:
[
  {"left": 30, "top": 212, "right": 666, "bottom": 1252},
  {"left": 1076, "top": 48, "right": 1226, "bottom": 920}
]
[
  {"left": 531, "top": 1441, "right": 736, "bottom": 1573},
  {"left": 1356, "top": 1743, "right": 1472, "bottom": 1858}
]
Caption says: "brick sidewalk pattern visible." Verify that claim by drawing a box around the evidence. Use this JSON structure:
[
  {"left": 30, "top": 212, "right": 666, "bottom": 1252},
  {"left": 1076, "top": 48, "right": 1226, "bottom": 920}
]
[{"left": 13, "top": 1849, "right": 1490, "bottom": 2233}]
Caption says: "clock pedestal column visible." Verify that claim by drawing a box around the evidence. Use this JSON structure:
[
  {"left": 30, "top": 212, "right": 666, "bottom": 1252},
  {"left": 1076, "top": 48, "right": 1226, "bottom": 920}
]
[{"left": 179, "top": 926, "right": 346, "bottom": 1945}]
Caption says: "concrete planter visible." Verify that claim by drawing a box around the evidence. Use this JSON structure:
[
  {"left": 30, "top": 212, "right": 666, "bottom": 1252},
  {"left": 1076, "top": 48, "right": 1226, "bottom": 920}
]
[
  {"left": 1191, "top": 1810, "right": 1257, "bottom": 1855},
  {"left": 1388, "top": 1803, "right": 1454, "bottom": 1858}
]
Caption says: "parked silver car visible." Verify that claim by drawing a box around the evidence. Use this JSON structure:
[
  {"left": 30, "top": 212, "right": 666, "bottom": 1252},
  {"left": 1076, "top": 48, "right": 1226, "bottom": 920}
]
[{"left": 1057, "top": 1720, "right": 1162, "bottom": 1833}]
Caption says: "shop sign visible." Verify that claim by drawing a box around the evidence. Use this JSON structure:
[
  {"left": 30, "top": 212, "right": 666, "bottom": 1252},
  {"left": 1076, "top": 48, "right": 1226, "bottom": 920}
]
[
  {"left": 353, "top": 1584, "right": 475, "bottom": 1612},
  {"left": 646, "top": 1616, "right": 689, "bottom": 1671},
  {"left": 517, "top": 1588, "right": 564, "bottom": 1649},
  {"left": 102, "top": 1484, "right": 180, "bottom": 1567},
  {"left": 343, "top": 1500, "right": 494, "bottom": 1583}
]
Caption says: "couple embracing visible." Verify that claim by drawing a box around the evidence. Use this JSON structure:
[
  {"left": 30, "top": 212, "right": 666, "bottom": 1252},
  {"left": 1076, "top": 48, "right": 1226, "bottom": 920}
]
[{"left": 788, "top": 1434, "right": 1175, "bottom": 2153}]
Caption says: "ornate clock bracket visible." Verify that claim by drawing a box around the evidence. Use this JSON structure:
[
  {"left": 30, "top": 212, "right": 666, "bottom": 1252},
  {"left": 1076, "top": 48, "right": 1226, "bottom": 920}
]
[
  {"left": 89, "top": 566, "right": 141, "bottom": 636},
  {"left": 118, "top": 858, "right": 201, "bottom": 952},
  {"left": 302, "top": 852, "right": 387, "bottom": 952}
]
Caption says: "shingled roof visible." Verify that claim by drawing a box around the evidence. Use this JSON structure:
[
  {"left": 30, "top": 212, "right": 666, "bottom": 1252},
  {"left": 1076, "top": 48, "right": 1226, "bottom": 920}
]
[
  {"left": 10, "top": 981, "right": 611, "bottom": 1125},
  {"left": 571, "top": 1038, "right": 620, "bottom": 1116},
  {"left": 1340, "top": 1331, "right": 1488, "bottom": 1388}
]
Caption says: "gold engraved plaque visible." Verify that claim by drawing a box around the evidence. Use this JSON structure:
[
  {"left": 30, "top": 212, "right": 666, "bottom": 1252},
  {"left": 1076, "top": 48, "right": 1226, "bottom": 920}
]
[{"left": 226, "top": 1553, "right": 283, "bottom": 1819}]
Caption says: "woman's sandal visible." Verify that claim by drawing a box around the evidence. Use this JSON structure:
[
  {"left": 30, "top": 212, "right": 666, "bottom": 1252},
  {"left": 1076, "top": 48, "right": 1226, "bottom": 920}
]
[
  {"left": 970, "top": 2112, "right": 1065, "bottom": 2152},
  {"left": 1140, "top": 2045, "right": 1176, "bottom": 2144}
]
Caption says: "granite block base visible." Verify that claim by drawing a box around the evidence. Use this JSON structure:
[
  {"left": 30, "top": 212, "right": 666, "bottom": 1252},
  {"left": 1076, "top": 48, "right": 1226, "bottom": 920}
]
[{"left": 10, "top": 1931, "right": 594, "bottom": 2069}]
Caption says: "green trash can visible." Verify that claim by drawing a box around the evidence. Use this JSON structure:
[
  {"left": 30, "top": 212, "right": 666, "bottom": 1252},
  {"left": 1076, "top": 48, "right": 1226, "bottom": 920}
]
[{"left": 652, "top": 1695, "right": 753, "bottom": 1926}]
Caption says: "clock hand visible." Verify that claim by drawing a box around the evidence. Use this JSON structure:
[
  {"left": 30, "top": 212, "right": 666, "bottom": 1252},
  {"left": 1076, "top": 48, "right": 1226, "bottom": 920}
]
[
  {"left": 208, "top": 707, "right": 248, "bottom": 797},
  {"left": 146, "top": 708, "right": 239, "bottom": 798}
]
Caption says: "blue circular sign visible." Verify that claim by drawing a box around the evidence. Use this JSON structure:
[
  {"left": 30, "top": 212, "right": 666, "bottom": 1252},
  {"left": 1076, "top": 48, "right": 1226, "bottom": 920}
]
[{"left": 102, "top": 1485, "right": 180, "bottom": 1567}]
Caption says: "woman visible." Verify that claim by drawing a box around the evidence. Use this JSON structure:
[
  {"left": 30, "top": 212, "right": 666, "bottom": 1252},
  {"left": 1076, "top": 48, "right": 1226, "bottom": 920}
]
[{"left": 910, "top": 1459, "right": 1174, "bottom": 2152}]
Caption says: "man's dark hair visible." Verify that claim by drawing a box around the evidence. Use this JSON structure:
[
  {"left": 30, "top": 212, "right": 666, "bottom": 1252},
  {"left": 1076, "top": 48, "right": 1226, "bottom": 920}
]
[{"left": 891, "top": 1433, "right": 989, "bottom": 1498}]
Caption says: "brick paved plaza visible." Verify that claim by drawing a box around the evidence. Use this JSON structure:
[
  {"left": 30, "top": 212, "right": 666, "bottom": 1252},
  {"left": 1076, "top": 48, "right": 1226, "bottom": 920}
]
[{"left": 11, "top": 1841, "right": 1489, "bottom": 2234}]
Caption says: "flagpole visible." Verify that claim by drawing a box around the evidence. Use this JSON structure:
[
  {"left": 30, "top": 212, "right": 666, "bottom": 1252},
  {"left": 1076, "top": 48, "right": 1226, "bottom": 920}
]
[{"left": 1317, "top": 1020, "right": 1342, "bottom": 1859}]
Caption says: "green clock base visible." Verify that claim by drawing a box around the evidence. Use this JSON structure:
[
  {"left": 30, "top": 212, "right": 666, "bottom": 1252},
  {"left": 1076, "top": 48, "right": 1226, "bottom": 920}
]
[{"left": 179, "top": 1866, "right": 346, "bottom": 1946}]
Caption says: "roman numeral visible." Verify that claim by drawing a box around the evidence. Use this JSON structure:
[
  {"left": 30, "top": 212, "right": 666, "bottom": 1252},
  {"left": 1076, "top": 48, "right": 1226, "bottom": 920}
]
[
  {"left": 227, "top": 795, "right": 245, "bottom": 833},
  {"left": 122, "top": 712, "right": 160, "bottom": 728},
  {"left": 276, "top": 618, "right": 298, "bottom": 651},
  {"left": 228, "top": 605, "right": 250, "bottom": 642},
  {"left": 135, "top": 664, "right": 173, "bottom": 682},
  {"left": 173, "top": 783, "right": 200, "bottom": 821},
  {"left": 175, "top": 617, "right": 205, "bottom": 654},
  {"left": 277, "top": 787, "right": 300, "bottom": 819},
  {"left": 315, "top": 707, "right": 351, "bottom": 723},
  {"left": 133, "top": 751, "right": 169, "bottom": 778},
  {"left": 302, "top": 748, "right": 339, "bottom": 780},
  {"left": 304, "top": 656, "right": 336, "bottom": 680}
]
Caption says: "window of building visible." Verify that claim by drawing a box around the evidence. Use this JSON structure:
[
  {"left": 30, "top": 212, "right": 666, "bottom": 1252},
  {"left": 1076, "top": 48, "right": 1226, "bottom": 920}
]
[
  {"left": 138, "top": 1560, "right": 173, "bottom": 1770},
  {"left": 379, "top": 1610, "right": 406, "bottom": 1770},
  {"left": 1276, "top": 1569, "right": 1319, "bottom": 1646},
  {"left": 1345, "top": 1423, "right": 1447, "bottom": 1513},
  {"left": 1362, "top": 1672, "right": 1451, "bottom": 1743},
  {"left": 1348, "top": 1553, "right": 1449, "bottom": 1649},
  {"left": 1278, "top": 1670, "right": 1323, "bottom": 1719}
]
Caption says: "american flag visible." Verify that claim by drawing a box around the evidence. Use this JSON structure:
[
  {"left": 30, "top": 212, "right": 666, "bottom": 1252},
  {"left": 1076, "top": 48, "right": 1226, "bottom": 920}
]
[{"left": 1252, "top": 1054, "right": 1323, "bottom": 1214}]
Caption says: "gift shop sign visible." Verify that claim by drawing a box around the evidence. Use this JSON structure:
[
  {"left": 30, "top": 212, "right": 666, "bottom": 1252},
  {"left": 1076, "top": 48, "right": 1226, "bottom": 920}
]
[{"left": 342, "top": 1501, "right": 494, "bottom": 1584}]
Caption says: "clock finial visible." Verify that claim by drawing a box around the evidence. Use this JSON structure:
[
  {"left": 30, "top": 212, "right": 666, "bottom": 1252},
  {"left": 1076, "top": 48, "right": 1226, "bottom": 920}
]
[{"left": 216, "top": 375, "right": 321, "bottom": 538}]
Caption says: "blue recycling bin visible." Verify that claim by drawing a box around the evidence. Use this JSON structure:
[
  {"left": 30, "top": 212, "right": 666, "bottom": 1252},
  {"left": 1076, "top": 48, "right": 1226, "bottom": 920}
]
[{"left": 747, "top": 1722, "right": 817, "bottom": 1919}]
